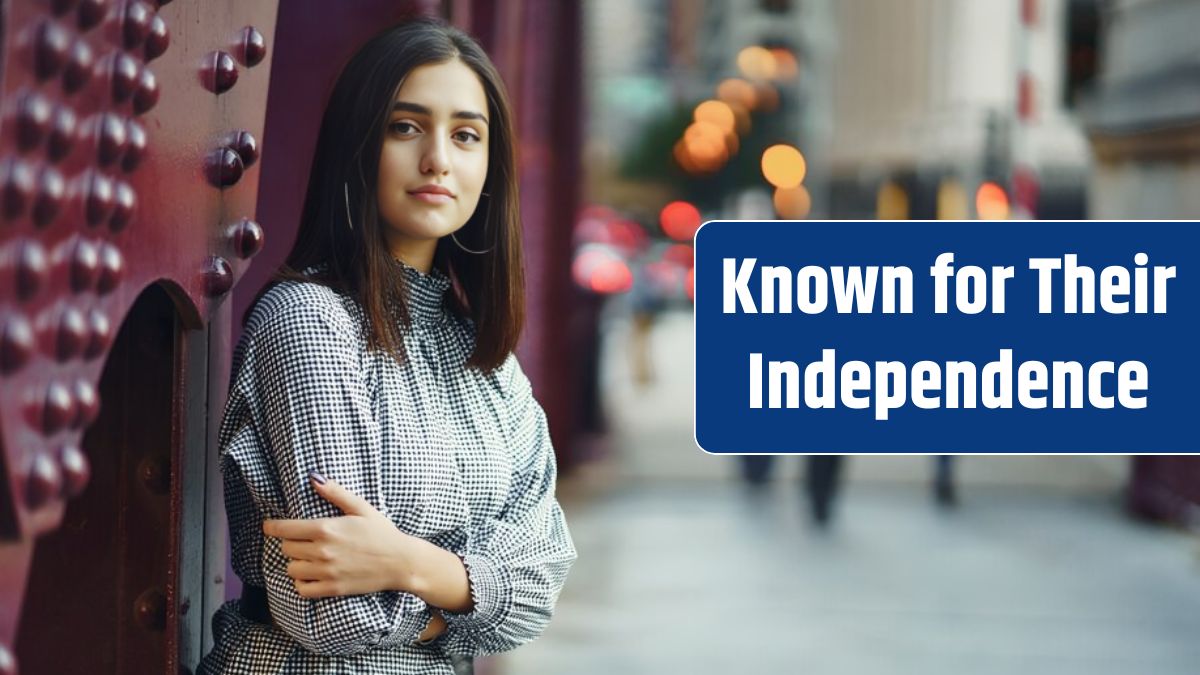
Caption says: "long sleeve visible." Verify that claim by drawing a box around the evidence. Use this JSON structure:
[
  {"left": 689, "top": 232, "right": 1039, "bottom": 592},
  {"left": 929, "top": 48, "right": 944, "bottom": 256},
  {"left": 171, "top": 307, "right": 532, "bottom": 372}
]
[
  {"left": 230, "top": 289, "right": 433, "bottom": 656},
  {"left": 437, "top": 355, "right": 577, "bottom": 656}
]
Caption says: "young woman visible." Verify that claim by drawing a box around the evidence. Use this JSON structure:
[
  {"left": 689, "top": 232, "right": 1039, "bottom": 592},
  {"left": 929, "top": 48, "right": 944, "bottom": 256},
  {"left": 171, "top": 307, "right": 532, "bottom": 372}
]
[{"left": 199, "top": 18, "right": 576, "bottom": 674}]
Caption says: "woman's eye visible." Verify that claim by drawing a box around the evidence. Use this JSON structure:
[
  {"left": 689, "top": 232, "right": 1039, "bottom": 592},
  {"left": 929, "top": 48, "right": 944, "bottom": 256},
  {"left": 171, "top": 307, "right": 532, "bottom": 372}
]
[
  {"left": 389, "top": 121, "right": 418, "bottom": 135},
  {"left": 453, "top": 130, "right": 481, "bottom": 144}
]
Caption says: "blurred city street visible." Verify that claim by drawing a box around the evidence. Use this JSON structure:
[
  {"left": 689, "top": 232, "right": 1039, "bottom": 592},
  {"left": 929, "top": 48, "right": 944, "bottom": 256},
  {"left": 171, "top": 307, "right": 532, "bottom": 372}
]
[{"left": 493, "top": 309, "right": 1200, "bottom": 675}]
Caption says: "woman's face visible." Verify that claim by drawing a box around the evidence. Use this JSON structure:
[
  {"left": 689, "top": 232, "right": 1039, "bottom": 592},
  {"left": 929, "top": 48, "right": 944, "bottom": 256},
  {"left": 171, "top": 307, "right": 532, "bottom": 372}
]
[{"left": 377, "top": 58, "right": 490, "bottom": 268}]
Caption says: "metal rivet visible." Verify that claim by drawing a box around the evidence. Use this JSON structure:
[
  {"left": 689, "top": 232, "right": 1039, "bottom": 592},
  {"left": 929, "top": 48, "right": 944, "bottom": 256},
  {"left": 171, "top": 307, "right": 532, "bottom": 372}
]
[
  {"left": 41, "top": 380, "right": 77, "bottom": 433},
  {"left": 133, "top": 66, "right": 159, "bottom": 113},
  {"left": 110, "top": 52, "right": 139, "bottom": 103},
  {"left": 95, "top": 112, "right": 128, "bottom": 166},
  {"left": 134, "top": 588, "right": 168, "bottom": 630},
  {"left": 230, "top": 218, "right": 264, "bottom": 259},
  {"left": 73, "top": 378, "right": 99, "bottom": 427},
  {"left": 230, "top": 130, "right": 258, "bottom": 168},
  {"left": 97, "top": 242, "right": 124, "bottom": 292},
  {"left": 33, "top": 166, "right": 66, "bottom": 227},
  {"left": 122, "top": 118, "right": 147, "bottom": 171},
  {"left": 60, "top": 444, "right": 90, "bottom": 497},
  {"left": 205, "top": 51, "right": 238, "bottom": 94},
  {"left": 27, "top": 450, "right": 63, "bottom": 508},
  {"left": 53, "top": 306, "right": 88, "bottom": 361},
  {"left": 205, "top": 147, "right": 243, "bottom": 187},
  {"left": 202, "top": 255, "right": 233, "bottom": 297},
  {"left": 15, "top": 91, "right": 53, "bottom": 151},
  {"left": 123, "top": 1, "right": 154, "bottom": 49},
  {"left": 15, "top": 240, "right": 49, "bottom": 300},
  {"left": 240, "top": 26, "right": 266, "bottom": 67},
  {"left": 77, "top": 0, "right": 108, "bottom": 31},
  {"left": 2, "top": 158, "right": 35, "bottom": 220},
  {"left": 144, "top": 14, "right": 169, "bottom": 61},
  {"left": 34, "top": 20, "right": 72, "bottom": 80},
  {"left": 85, "top": 308, "right": 111, "bottom": 357},
  {"left": 109, "top": 180, "right": 135, "bottom": 230},
  {"left": 70, "top": 237, "right": 100, "bottom": 291},
  {"left": 48, "top": 105, "right": 77, "bottom": 161},
  {"left": 0, "top": 314, "right": 35, "bottom": 374},
  {"left": 83, "top": 170, "right": 114, "bottom": 225},
  {"left": 63, "top": 38, "right": 94, "bottom": 92}
]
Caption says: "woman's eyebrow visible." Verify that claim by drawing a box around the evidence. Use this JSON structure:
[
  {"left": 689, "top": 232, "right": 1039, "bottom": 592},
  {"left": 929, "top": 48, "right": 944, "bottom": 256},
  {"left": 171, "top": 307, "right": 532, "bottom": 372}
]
[{"left": 392, "top": 101, "right": 489, "bottom": 124}]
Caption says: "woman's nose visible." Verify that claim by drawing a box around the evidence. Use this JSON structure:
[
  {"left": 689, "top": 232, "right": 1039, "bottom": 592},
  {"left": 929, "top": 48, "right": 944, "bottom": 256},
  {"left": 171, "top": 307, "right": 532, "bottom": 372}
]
[{"left": 420, "top": 136, "right": 450, "bottom": 176}]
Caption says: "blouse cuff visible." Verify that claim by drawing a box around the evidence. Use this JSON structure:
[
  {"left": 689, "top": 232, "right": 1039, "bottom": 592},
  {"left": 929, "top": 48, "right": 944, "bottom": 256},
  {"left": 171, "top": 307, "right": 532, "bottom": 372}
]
[
  {"left": 374, "top": 598, "right": 434, "bottom": 650},
  {"left": 410, "top": 609, "right": 441, "bottom": 646},
  {"left": 441, "top": 552, "right": 513, "bottom": 635}
]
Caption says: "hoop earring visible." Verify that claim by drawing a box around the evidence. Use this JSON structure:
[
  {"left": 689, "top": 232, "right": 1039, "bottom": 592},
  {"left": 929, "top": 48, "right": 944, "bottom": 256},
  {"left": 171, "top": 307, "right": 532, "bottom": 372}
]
[
  {"left": 450, "top": 191, "right": 493, "bottom": 254},
  {"left": 343, "top": 182, "right": 355, "bottom": 231}
]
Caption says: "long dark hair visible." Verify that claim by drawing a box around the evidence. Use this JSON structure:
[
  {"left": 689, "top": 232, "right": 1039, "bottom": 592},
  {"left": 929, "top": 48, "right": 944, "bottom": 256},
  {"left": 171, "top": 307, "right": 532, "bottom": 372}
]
[{"left": 250, "top": 17, "right": 523, "bottom": 372}]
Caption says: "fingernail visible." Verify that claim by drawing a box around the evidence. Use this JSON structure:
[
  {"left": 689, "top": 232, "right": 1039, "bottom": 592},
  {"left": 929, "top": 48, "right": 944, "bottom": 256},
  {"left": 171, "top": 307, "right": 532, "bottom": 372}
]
[{"left": 308, "top": 469, "right": 326, "bottom": 485}]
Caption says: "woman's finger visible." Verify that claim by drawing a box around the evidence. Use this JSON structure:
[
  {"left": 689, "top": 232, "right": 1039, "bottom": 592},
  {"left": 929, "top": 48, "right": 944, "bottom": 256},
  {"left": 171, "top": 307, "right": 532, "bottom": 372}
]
[
  {"left": 285, "top": 559, "right": 327, "bottom": 581},
  {"left": 294, "top": 579, "right": 340, "bottom": 599},
  {"left": 280, "top": 539, "right": 329, "bottom": 561}
]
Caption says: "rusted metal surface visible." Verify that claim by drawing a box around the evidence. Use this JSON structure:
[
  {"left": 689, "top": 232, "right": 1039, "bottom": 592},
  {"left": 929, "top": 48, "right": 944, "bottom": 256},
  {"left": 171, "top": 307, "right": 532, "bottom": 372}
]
[{"left": 0, "top": 0, "right": 280, "bottom": 672}]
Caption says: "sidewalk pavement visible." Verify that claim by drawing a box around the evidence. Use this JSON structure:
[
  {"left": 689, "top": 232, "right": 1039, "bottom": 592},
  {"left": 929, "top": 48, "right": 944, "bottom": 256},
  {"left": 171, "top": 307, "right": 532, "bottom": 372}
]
[{"left": 487, "top": 309, "right": 1200, "bottom": 675}]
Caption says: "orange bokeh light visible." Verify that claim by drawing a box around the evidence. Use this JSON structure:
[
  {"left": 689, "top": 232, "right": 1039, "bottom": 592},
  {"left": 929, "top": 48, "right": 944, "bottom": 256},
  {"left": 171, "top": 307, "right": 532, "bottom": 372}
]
[
  {"left": 737, "top": 46, "right": 777, "bottom": 80},
  {"left": 975, "top": 182, "right": 1010, "bottom": 220},
  {"left": 717, "top": 78, "right": 758, "bottom": 110},
  {"left": 773, "top": 186, "right": 812, "bottom": 218},
  {"left": 659, "top": 201, "right": 702, "bottom": 241},
  {"left": 693, "top": 100, "right": 736, "bottom": 134},
  {"left": 769, "top": 48, "right": 799, "bottom": 80},
  {"left": 761, "top": 144, "right": 807, "bottom": 189},
  {"left": 681, "top": 122, "right": 729, "bottom": 172}
]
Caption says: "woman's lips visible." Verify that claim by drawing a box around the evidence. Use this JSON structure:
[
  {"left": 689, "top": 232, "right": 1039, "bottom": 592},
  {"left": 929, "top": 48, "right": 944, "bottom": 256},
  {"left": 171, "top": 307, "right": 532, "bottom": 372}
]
[{"left": 408, "top": 191, "right": 453, "bottom": 204}]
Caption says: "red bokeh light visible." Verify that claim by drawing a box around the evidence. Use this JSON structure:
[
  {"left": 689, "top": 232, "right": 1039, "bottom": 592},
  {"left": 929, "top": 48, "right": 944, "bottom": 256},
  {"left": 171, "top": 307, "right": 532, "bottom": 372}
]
[
  {"left": 572, "top": 246, "right": 633, "bottom": 295},
  {"left": 659, "top": 201, "right": 702, "bottom": 241}
]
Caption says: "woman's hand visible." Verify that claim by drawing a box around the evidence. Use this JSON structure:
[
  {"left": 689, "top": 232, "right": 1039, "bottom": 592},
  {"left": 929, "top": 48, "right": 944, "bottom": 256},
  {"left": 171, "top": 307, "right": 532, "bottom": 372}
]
[{"left": 263, "top": 473, "right": 421, "bottom": 598}]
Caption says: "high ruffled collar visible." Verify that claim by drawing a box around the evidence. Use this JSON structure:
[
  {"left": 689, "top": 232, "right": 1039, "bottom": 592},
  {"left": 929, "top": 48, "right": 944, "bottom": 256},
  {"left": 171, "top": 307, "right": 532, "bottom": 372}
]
[
  {"left": 393, "top": 258, "right": 452, "bottom": 325},
  {"left": 299, "top": 259, "right": 452, "bottom": 327}
]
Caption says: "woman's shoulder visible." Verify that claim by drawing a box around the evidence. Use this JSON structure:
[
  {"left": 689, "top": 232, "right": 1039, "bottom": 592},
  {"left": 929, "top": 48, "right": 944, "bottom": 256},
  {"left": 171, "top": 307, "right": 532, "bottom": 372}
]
[{"left": 244, "top": 278, "right": 359, "bottom": 341}]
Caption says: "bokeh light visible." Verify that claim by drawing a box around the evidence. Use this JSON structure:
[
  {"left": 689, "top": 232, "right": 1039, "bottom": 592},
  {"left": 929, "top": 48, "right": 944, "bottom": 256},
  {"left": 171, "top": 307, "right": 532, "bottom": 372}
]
[
  {"left": 769, "top": 48, "right": 800, "bottom": 80},
  {"left": 727, "top": 102, "right": 752, "bottom": 135},
  {"left": 937, "top": 179, "right": 969, "bottom": 220},
  {"left": 737, "top": 46, "right": 777, "bottom": 80},
  {"left": 773, "top": 185, "right": 812, "bottom": 218},
  {"left": 976, "top": 181, "right": 1010, "bottom": 220},
  {"left": 876, "top": 180, "right": 910, "bottom": 220},
  {"left": 693, "top": 100, "right": 736, "bottom": 134},
  {"left": 716, "top": 78, "right": 758, "bottom": 110},
  {"left": 760, "top": 144, "right": 807, "bottom": 189},
  {"left": 659, "top": 201, "right": 702, "bottom": 241},
  {"left": 572, "top": 245, "right": 633, "bottom": 294}
]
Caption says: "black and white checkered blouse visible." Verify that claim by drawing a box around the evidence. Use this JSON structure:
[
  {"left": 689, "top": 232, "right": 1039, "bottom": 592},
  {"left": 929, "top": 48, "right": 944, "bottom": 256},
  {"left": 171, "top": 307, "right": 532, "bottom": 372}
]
[{"left": 198, "top": 261, "right": 576, "bottom": 674}]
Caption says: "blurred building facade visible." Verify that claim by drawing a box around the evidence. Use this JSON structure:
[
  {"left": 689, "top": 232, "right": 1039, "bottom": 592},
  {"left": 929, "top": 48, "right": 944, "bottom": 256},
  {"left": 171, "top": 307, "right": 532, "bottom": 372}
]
[{"left": 827, "top": 0, "right": 1091, "bottom": 220}]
